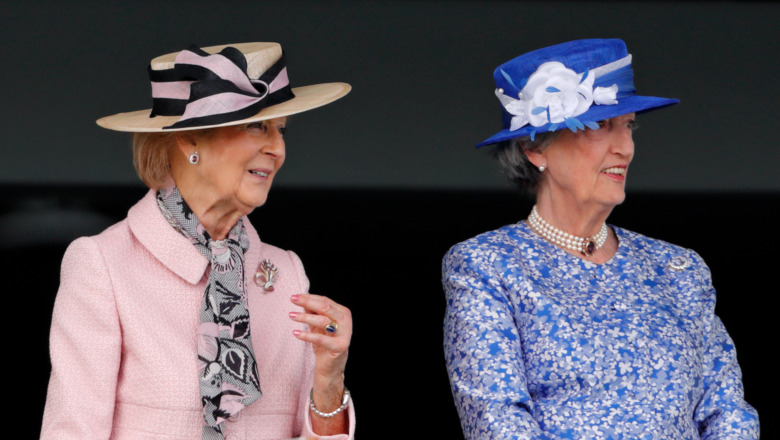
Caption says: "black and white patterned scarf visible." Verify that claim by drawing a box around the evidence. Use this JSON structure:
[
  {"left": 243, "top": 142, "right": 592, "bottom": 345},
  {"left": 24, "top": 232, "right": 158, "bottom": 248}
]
[{"left": 157, "top": 186, "right": 261, "bottom": 440}]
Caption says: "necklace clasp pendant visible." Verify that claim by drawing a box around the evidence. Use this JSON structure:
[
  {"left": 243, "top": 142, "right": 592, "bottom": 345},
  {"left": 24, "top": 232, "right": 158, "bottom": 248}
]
[{"left": 583, "top": 239, "right": 596, "bottom": 256}]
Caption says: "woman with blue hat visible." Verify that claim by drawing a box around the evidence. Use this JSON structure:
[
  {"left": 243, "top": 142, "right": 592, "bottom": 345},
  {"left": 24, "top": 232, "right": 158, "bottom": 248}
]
[{"left": 442, "top": 39, "right": 758, "bottom": 439}]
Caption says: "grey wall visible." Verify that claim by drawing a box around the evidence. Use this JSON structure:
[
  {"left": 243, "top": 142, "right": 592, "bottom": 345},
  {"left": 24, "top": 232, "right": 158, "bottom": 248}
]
[{"left": 2, "top": 0, "right": 777, "bottom": 191}]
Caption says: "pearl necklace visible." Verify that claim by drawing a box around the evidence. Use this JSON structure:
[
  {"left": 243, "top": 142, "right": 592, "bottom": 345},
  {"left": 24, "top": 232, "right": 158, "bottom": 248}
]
[{"left": 527, "top": 205, "right": 608, "bottom": 256}]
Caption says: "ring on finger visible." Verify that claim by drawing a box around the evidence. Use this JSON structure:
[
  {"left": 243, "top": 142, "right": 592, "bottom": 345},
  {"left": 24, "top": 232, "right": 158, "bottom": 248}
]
[{"left": 325, "top": 321, "right": 338, "bottom": 334}]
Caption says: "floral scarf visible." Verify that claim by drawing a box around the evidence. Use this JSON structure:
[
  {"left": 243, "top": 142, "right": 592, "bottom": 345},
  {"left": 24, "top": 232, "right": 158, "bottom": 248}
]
[{"left": 157, "top": 186, "right": 262, "bottom": 440}]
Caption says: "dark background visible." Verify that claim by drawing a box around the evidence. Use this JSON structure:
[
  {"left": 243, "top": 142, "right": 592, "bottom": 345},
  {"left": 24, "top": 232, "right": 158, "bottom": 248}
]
[
  {"left": 2, "top": 0, "right": 778, "bottom": 191},
  {"left": 1, "top": 0, "right": 777, "bottom": 438}
]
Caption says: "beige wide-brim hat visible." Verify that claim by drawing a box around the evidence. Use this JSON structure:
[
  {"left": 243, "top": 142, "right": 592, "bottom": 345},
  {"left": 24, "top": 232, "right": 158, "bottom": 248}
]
[{"left": 96, "top": 42, "right": 351, "bottom": 132}]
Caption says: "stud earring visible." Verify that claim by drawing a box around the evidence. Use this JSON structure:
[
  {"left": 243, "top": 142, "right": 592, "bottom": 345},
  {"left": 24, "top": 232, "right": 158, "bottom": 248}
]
[
  {"left": 189, "top": 151, "right": 199, "bottom": 165},
  {"left": 539, "top": 162, "right": 546, "bottom": 172}
]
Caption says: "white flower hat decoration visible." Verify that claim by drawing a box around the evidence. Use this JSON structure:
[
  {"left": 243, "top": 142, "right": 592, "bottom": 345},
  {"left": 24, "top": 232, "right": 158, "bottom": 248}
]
[{"left": 477, "top": 39, "right": 678, "bottom": 147}]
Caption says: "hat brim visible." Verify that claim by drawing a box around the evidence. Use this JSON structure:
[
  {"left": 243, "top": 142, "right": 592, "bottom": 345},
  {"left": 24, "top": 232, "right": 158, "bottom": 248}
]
[
  {"left": 476, "top": 95, "right": 679, "bottom": 148},
  {"left": 96, "top": 82, "right": 351, "bottom": 132}
]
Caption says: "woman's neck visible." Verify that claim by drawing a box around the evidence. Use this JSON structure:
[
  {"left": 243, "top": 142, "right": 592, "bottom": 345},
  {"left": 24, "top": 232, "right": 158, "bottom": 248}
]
[
  {"left": 190, "top": 197, "right": 246, "bottom": 241},
  {"left": 533, "top": 189, "right": 618, "bottom": 264},
  {"left": 171, "top": 175, "right": 248, "bottom": 241},
  {"left": 534, "top": 193, "right": 611, "bottom": 238}
]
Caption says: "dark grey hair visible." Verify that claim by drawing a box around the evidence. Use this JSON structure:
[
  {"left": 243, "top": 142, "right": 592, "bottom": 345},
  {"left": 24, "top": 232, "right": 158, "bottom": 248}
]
[{"left": 491, "top": 130, "right": 561, "bottom": 195}]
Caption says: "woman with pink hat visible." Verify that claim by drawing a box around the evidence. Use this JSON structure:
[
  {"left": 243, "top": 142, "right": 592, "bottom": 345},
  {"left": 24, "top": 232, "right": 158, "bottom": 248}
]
[
  {"left": 42, "top": 43, "right": 355, "bottom": 440},
  {"left": 443, "top": 39, "right": 758, "bottom": 439}
]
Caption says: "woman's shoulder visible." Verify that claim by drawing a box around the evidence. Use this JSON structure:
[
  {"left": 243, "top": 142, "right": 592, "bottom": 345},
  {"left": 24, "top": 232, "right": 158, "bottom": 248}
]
[
  {"left": 243, "top": 220, "right": 303, "bottom": 264},
  {"left": 612, "top": 225, "right": 712, "bottom": 292},
  {"left": 65, "top": 191, "right": 157, "bottom": 257},
  {"left": 444, "top": 222, "right": 534, "bottom": 263},
  {"left": 63, "top": 217, "right": 134, "bottom": 262},
  {"left": 243, "top": 220, "right": 310, "bottom": 290},
  {"left": 63, "top": 190, "right": 204, "bottom": 280},
  {"left": 613, "top": 225, "right": 705, "bottom": 263}
]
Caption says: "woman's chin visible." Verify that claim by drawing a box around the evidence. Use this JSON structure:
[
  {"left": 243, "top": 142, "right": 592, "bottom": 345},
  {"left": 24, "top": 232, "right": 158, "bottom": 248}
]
[
  {"left": 247, "top": 198, "right": 268, "bottom": 210},
  {"left": 593, "top": 192, "right": 626, "bottom": 210},
  {"left": 234, "top": 195, "right": 268, "bottom": 213},
  {"left": 235, "top": 185, "right": 272, "bottom": 209}
]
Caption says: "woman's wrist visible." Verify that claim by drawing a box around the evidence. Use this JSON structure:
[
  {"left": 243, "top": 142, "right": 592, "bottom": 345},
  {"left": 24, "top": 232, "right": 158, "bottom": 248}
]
[
  {"left": 311, "top": 374, "right": 346, "bottom": 413},
  {"left": 310, "top": 387, "right": 350, "bottom": 418}
]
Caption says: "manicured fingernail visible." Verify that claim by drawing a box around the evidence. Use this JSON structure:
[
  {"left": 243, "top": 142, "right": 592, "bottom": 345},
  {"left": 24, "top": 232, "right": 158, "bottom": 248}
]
[
  {"left": 291, "top": 295, "right": 300, "bottom": 302},
  {"left": 289, "top": 312, "right": 298, "bottom": 319},
  {"left": 292, "top": 329, "right": 301, "bottom": 336}
]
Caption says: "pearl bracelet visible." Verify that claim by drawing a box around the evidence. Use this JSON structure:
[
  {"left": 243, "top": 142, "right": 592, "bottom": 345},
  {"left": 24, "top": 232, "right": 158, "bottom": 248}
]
[{"left": 309, "top": 387, "right": 350, "bottom": 418}]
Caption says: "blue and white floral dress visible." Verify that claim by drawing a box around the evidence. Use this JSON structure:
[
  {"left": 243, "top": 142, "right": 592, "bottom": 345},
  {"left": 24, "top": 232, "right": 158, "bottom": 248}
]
[{"left": 442, "top": 222, "right": 759, "bottom": 440}]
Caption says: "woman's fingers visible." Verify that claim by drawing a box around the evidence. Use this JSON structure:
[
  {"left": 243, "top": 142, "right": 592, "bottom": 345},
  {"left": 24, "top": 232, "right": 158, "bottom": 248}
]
[
  {"left": 289, "top": 311, "right": 331, "bottom": 328},
  {"left": 291, "top": 328, "right": 350, "bottom": 352},
  {"left": 290, "top": 293, "right": 351, "bottom": 396},
  {"left": 289, "top": 293, "right": 352, "bottom": 351},
  {"left": 291, "top": 293, "right": 351, "bottom": 325}
]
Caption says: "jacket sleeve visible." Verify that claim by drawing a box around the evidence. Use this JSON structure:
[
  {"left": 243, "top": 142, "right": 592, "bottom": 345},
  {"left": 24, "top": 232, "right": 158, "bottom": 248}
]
[
  {"left": 689, "top": 253, "right": 760, "bottom": 439},
  {"left": 41, "top": 237, "right": 122, "bottom": 440},
  {"left": 288, "top": 250, "right": 356, "bottom": 440},
  {"left": 300, "top": 374, "right": 356, "bottom": 440},
  {"left": 442, "top": 242, "right": 547, "bottom": 440}
]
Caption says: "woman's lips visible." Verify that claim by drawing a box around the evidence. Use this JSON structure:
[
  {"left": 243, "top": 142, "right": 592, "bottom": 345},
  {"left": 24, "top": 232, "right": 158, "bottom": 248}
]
[
  {"left": 602, "top": 166, "right": 627, "bottom": 180},
  {"left": 248, "top": 168, "right": 271, "bottom": 178}
]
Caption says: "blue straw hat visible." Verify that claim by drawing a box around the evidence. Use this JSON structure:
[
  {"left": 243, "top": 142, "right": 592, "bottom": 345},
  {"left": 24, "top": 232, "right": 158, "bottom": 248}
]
[{"left": 476, "top": 38, "right": 678, "bottom": 148}]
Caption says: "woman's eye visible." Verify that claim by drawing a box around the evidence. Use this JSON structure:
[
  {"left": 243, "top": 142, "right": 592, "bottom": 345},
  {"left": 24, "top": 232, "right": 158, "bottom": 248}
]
[
  {"left": 628, "top": 120, "right": 638, "bottom": 131},
  {"left": 596, "top": 120, "right": 607, "bottom": 129},
  {"left": 245, "top": 120, "right": 286, "bottom": 136}
]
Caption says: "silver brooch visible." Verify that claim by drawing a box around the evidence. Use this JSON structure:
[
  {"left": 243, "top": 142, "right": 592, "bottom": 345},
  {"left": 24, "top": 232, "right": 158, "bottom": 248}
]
[
  {"left": 254, "top": 259, "right": 279, "bottom": 292},
  {"left": 667, "top": 256, "right": 690, "bottom": 271}
]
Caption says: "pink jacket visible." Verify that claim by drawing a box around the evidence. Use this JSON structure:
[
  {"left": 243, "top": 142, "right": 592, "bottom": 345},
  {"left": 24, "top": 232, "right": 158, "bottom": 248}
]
[{"left": 41, "top": 190, "right": 355, "bottom": 440}]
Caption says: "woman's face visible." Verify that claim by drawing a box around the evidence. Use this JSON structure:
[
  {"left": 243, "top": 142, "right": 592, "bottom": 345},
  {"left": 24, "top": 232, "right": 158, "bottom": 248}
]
[
  {"left": 187, "top": 117, "right": 287, "bottom": 210},
  {"left": 531, "top": 113, "right": 636, "bottom": 211}
]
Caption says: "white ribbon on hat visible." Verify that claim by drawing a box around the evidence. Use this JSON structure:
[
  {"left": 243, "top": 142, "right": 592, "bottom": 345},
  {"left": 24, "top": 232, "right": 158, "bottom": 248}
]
[{"left": 497, "top": 54, "right": 631, "bottom": 132}]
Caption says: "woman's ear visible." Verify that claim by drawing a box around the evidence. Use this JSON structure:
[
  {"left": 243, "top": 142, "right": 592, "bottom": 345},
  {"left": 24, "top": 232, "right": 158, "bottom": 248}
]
[
  {"left": 174, "top": 133, "right": 198, "bottom": 159},
  {"left": 524, "top": 148, "right": 545, "bottom": 170}
]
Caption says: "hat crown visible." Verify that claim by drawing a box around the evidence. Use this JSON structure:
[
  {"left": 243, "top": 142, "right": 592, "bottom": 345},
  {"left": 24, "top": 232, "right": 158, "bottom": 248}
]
[
  {"left": 96, "top": 41, "right": 351, "bottom": 132},
  {"left": 476, "top": 38, "right": 678, "bottom": 147},
  {"left": 151, "top": 42, "right": 282, "bottom": 80},
  {"left": 494, "top": 39, "right": 628, "bottom": 95}
]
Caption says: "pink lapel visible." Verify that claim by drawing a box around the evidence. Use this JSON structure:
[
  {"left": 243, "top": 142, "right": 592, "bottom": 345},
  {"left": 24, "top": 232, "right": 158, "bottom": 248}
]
[
  {"left": 244, "top": 219, "right": 262, "bottom": 268},
  {"left": 127, "top": 189, "right": 209, "bottom": 285}
]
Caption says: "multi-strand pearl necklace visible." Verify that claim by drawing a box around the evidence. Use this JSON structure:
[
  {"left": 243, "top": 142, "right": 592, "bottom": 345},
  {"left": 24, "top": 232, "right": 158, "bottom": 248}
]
[{"left": 527, "top": 205, "right": 608, "bottom": 256}]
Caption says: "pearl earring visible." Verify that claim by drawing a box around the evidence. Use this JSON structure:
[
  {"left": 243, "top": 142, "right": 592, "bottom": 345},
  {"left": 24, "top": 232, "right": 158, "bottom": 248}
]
[
  {"left": 539, "top": 162, "right": 546, "bottom": 172},
  {"left": 189, "top": 151, "right": 200, "bottom": 165}
]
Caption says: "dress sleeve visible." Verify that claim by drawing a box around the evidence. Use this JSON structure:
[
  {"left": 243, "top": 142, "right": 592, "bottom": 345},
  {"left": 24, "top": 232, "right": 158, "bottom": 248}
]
[
  {"left": 40, "top": 237, "right": 122, "bottom": 440},
  {"left": 689, "top": 253, "right": 759, "bottom": 439},
  {"left": 442, "top": 243, "right": 546, "bottom": 440},
  {"left": 287, "top": 250, "right": 356, "bottom": 440}
]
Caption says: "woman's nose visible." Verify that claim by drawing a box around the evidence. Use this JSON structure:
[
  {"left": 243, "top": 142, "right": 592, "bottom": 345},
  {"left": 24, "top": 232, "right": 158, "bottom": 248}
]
[
  {"left": 611, "top": 128, "right": 634, "bottom": 158},
  {"left": 262, "top": 129, "right": 286, "bottom": 158}
]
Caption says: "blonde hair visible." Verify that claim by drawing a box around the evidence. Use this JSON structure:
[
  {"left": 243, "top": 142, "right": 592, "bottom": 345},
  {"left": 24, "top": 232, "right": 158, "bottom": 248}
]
[
  {"left": 132, "top": 129, "right": 217, "bottom": 189},
  {"left": 132, "top": 132, "right": 177, "bottom": 190}
]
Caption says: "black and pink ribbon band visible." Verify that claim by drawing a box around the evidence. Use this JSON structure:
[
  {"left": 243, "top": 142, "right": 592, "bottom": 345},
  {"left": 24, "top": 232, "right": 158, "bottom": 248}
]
[{"left": 148, "top": 45, "right": 294, "bottom": 129}]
